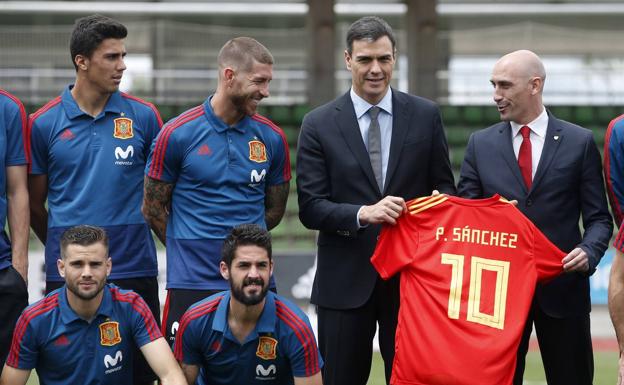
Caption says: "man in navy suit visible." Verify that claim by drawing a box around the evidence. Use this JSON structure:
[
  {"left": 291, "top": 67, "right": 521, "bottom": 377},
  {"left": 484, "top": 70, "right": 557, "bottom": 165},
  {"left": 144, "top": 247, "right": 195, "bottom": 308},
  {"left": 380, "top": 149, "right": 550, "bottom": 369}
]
[
  {"left": 458, "top": 50, "right": 612, "bottom": 385},
  {"left": 296, "top": 16, "right": 455, "bottom": 385}
]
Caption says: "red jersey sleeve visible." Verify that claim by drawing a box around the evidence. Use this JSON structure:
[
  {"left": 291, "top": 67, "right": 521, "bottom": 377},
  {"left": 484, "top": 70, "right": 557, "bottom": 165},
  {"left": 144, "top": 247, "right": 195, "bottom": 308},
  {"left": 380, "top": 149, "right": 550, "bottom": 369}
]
[
  {"left": 371, "top": 214, "right": 419, "bottom": 279},
  {"left": 531, "top": 222, "right": 565, "bottom": 282}
]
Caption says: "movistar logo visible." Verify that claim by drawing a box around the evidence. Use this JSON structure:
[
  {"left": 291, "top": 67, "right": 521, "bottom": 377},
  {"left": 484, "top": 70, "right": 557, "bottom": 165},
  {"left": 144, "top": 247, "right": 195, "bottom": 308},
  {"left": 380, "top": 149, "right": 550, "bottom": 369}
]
[
  {"left": 250, "top": 169, "right": 267, "bottom": 184},
  {"left": 115, "top": 145, "right": 134, "bottom": 160},
  {"left": 256, "top": 364, "right": 277, "bottom": 377},
  {"left": 104, "top": 351, "right": 123, "bottom": 369}
]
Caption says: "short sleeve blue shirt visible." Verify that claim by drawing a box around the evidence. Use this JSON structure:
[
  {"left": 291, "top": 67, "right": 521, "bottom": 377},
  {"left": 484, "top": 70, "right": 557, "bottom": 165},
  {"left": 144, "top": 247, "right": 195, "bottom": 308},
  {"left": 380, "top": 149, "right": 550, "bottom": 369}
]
[
  {"left": 6, "top": 283, "right": 162, "bottom": 385},
  {"left": 29, "top": 86, "right": 162, "bottom": 281},
  {"left": 145, "top": 97, "right": 291, "bottom": 290},
  {"left": 174, "top": 291, "right": 322, "bottom": 385},
  {"left": 0, "top": 90, "right": 28, "bottom": 270}
]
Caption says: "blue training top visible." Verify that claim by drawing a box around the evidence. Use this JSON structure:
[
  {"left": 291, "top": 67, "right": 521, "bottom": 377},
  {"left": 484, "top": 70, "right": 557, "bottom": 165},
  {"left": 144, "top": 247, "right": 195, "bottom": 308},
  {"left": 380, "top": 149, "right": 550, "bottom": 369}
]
[
  {"left": 0, "top": 90, "right": 28, "bottom": 270},
  {"left": 29, "top": 86, "right": 161, "bottom": 281},
  {"left": 6, "top": 283, "right": 162, "bottom": 385},
  {"left": 146, "top": 97, "right": 290, "bottom": 290},
  {"left": 174, "top": 291, "right": 322, "bottom": 385}
]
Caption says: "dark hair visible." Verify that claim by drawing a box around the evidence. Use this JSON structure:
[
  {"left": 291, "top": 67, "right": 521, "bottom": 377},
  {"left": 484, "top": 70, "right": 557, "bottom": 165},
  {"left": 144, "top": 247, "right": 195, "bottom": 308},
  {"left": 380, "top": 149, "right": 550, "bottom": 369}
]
[
  {"left": 217, "top": 37, "right": 274, "bottom": 73},
  {"left": 70, "top": 14, "right": 127, "bottom": 70},
  {"left": 60, "top": 225, "right": 109, "bottom": 259},
  {"left": 346, "top": 16, "right": 396, "bottom": 55},
  {"left": 221, "top": 224, "right": 272, "bottom": 266}
]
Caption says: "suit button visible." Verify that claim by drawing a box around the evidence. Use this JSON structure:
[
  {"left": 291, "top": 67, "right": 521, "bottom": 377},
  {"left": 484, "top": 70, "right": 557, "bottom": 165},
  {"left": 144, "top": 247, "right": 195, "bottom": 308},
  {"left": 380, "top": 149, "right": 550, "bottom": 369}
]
[{"left": 526, "top": 199, "right": 532, "bottom": 206}]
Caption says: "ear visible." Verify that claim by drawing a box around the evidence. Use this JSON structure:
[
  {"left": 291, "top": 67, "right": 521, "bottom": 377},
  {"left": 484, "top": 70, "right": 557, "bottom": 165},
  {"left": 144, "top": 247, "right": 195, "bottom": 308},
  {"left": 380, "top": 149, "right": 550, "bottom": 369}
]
[
  {"left": 74, "top": 54, "right": 88, "bottom": 71},
  {"left": 269, "top": 259, "right": 274, "bottom": 277},
  {"left": 105, "top": 257, "right": 112, "bottom": 277},
  {"left": 57, "top": 258, "right": 65, "bottom": 278},
  {"left": 344, "top": 50, "right": 352, "bottom": 71},
  {"left": 529, "top": 76, "right": 543, "bottom": 95},
  {"left": 220, "top": 261, "right": 230, "bottom": 280},
  {"left": 223, "top": 67, "right": 235, "bottom": 86}
]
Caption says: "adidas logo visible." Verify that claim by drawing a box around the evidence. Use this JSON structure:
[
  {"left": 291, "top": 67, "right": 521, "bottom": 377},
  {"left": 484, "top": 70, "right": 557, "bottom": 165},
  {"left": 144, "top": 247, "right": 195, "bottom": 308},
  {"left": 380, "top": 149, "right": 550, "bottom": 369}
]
[
  {"left": 54, "top": 335, "right": 70, "bottom": 346},
  {"left": 198, "top": 144, "right": 211, "bottom": 156},
  {"left": 60, "top": 129, "right": 75, "bottom": 140}
]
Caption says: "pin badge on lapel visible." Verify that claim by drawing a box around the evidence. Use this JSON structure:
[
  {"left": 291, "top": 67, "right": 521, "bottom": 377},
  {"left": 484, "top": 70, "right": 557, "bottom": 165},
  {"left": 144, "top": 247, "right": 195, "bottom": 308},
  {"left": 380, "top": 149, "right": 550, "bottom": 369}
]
[{"left": 554, "top": 136, "right": 559, "bottom": 140}]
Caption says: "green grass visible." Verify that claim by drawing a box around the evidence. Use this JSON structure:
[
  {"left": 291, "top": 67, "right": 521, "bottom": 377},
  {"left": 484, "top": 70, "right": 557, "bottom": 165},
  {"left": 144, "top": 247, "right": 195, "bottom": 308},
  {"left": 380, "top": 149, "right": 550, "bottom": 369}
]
[
  {"left": 366, "top": 351, "right": 618, "bottom": 385},
  {"left": 23, "top": 351, "right": 618, "bottom": 385}
]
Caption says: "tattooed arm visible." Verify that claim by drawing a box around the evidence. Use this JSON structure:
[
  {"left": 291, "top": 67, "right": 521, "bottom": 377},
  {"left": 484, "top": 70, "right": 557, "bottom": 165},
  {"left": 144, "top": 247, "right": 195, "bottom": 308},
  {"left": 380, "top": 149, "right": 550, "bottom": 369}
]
[
  {"left": 265, "top": 181, "right": 289, "bottom": 230},
  {"left": 142, "top": 176, "right": 174, "bottom": 245}
]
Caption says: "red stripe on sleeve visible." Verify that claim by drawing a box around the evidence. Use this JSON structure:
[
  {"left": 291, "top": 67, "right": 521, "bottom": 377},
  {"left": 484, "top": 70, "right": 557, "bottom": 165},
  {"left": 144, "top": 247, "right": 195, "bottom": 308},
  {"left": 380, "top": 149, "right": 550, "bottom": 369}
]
[
  {"left": 251, "top": 114, "right": 291, "bottom": 181},
  {"left": 276, "top": 301, "right": 319, "bottom": 376},
  {"left": 121, "top": 93, "right": 163, "bottom": 127},
  {"left": 28, "top": 96, "right": 62, "bottom": 173},
  {"left": 149, "top": 106, "right": 204, "bottom": 180},
  {"left": 111, "top": 288, "right": 161, "bottom": 341},
  {"left": 0, "top": 90, "right": 30, "bottom": 165},
  {"left": 7, "top": 294, "right": 59, "bottom": 368},
  {"left": 173, "top": 297, "right": 222, "bottom": 360},
  {"left": 604, "top": 115, "right": 624, "bottom": 227}
]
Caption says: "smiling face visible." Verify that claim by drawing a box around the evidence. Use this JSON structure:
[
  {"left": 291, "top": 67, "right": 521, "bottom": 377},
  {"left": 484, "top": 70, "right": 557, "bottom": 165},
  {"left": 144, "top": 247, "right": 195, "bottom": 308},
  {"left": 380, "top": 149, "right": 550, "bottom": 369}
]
[
  {"left": 76, "top": 38, "right": 127, "bottom": 95},
  {"left": 345, "top": 35, "right": 395, "bottom": 105},
  {"left": 490, "top": 53, "right": 543, "bottom": 125},
  {"left": 228, "top": 60, "right": 273, "bottom": 117},
  {"left": 220, "top": 245, "right": 273, "bottom": 306},
  {"left": 58, "top": 242, "right": 111, "bottom": 302}
]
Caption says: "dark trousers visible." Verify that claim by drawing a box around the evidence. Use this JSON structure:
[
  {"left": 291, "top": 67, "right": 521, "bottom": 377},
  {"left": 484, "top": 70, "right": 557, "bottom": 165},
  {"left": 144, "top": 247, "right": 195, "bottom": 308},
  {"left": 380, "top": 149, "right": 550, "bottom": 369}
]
[
  {"left": 161, "top": 288, "right": 221, "bottom": 349},
  {"left": 0, "top": 266, "right": 28, "bottom": 376},
  {"left": 514, "top": 300, "right": 593, "bottom": 385},
  {"left": 47, "top": 277, "right": 160, "bottom": 385},
  {"left": 317, "top": 275, "right": 399, "bottom": 385}
]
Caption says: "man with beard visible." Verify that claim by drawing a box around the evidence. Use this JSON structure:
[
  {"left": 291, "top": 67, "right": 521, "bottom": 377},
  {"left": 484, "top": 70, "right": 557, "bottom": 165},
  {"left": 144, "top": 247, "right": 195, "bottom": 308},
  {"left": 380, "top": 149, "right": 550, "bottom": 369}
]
[
  {"left": 0, "top": 225, "right": 186, "bottom": 385},
  {"left": 143, "top": 37, "right": 290, "bottom": 348},
  {"left": 174, "top": 224, "right": 322, "bottom": 385}
]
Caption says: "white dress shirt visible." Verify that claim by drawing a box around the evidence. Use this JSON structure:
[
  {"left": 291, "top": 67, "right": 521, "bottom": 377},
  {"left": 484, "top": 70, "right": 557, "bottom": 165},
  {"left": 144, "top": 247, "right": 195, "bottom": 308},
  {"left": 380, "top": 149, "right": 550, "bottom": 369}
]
[
  {"left": 350, "top": 87, "right": 393, "bottom": 188},
  {"left": 510, "top": 107, "right": 548, "bottom": 179}
]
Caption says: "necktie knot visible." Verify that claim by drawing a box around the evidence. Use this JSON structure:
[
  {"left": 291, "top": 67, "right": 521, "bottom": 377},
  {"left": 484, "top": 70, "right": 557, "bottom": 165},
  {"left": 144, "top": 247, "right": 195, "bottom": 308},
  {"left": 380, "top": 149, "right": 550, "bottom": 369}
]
[
  {"left": 369, "top": 106, "right": 380, "bottom": 120},
  {"left": 520, "top": 125, "right": 531, "bottom": 139}
]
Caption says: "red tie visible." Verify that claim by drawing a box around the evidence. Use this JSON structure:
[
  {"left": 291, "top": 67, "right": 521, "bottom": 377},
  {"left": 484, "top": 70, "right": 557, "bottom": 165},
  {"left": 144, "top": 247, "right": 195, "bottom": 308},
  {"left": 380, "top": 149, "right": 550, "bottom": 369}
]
[{"left": 518, "top": 125, "right": 532, "bottom": 189}]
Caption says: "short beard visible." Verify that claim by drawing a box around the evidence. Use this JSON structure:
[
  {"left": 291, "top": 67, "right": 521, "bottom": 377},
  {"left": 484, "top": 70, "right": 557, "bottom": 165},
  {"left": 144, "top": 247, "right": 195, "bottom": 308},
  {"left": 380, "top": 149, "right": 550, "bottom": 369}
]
[
  {"left": 230, "top": 277, "right": 268, "bottom": 306},
  {"left": 67, "top": 280, "right": 105, "bottom": 301}
]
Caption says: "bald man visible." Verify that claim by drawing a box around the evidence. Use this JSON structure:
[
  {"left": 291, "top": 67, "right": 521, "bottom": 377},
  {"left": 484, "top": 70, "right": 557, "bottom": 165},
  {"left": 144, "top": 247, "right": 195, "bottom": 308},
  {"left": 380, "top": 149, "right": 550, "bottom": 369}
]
[{"left": 458, "top": 50, "right": 612, "bottom": 385}]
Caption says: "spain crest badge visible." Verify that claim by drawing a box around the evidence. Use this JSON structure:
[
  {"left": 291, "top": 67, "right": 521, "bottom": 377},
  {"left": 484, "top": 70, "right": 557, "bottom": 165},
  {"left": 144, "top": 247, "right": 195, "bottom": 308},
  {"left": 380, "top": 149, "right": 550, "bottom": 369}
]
[
  {"left": 113, "top": 117, "right": 133, "bottom": 139},
  {"left": 248, "top": 140, "right": 267, "bottom": 163},
  {"left": 99, "top": 321, "right": 122, "bottom": 346},
  {"left": 256, "top": 336, "right": 278, "bottom": 360}
]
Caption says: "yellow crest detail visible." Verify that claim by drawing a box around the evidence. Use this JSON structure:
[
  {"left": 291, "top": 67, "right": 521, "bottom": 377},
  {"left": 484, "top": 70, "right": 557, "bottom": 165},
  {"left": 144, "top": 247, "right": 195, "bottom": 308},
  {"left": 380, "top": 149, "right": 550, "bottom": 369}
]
[
  {"left": 99, "top": 321, "right": 122, "bottom": 346},
  {"left": 113, "top": 117, "right": 134, "bottom": 139},
  {"left": 248, "top": 140, "right": 267, "bottom": 163},
  {"left": 256, "top": 336, "right": 278, "bottom": 360}
]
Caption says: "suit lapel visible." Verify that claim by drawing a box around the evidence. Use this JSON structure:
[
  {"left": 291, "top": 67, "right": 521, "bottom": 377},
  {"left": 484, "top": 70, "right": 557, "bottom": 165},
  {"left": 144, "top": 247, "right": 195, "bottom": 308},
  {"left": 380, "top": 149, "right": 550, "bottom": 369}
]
[
  {"left": 496, "top": 123, "right": 529, "bottom": 193},
  {"left": 335, "top": 93, "right": 380, "bottom": 194},
  {"left": 531, "top": 112, "right": 563, "bottom": 190},
  {"left": 384, "top": 90, "right": 409, "bottom": 194}
]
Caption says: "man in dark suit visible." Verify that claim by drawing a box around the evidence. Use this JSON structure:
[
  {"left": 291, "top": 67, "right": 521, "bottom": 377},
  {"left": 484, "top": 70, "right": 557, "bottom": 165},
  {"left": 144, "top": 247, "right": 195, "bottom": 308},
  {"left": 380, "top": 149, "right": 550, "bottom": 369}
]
[
  {"left": 458, "top": 50, "right": 612, "bottom": 385},
  {"left": 296, "top": 16, "right": 455, "bottom": 385}
]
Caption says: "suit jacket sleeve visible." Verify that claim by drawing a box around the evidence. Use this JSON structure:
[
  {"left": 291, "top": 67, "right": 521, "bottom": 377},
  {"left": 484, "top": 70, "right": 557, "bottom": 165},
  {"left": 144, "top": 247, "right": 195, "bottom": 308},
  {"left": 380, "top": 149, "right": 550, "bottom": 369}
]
[
  {"left": 296, "top": 111, "right": 361, "bottom": 234},
  {"left": 457, "top": 133, "right": 483, "bottom": 198},
  {"left": 578, "top": 132, "right": 613, "bottom": 274},
  {"left": 428, "top": 109, "right": 456, "bottom": 195}
]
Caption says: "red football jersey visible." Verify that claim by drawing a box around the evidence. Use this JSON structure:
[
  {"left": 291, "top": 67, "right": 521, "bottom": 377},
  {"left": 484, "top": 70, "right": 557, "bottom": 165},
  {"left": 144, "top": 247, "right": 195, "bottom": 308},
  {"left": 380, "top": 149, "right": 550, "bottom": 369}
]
[{"left": 371, "top": 194, "right": 564, "bottom": 385}]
